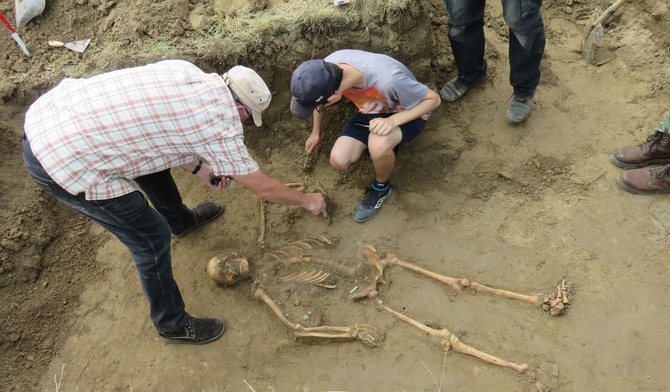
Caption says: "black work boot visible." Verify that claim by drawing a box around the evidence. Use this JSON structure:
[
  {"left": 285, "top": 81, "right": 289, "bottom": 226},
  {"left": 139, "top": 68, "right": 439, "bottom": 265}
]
[
  {"left": 172, "top": 202, "right": 224, "bottom": 238},
  {"left": 159, "top": 317, "right": 225, "bottom": 344},
  {"left": 611, "top": 132, "right": 670, "bottom": 169}
]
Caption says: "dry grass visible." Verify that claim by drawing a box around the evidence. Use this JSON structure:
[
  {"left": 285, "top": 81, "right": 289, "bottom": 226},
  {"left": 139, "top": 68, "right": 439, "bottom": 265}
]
[{"left": 5, "top": 0, "right": 414, "bottom": 95}]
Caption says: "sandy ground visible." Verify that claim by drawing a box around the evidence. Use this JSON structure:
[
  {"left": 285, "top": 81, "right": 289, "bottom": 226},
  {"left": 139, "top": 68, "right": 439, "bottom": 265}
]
[{"left": 1, "top": 0, "right": 669, "bottom": 391}]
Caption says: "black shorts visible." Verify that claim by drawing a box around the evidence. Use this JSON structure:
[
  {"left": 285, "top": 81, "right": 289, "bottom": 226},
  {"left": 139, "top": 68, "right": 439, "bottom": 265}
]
[{"left": 340, "top": 112, "right": 427, "bottom": 154}]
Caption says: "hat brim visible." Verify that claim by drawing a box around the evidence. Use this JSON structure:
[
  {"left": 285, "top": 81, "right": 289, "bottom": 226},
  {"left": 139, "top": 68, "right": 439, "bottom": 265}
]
[
  {"left": 290, "top": 97, "right": 316, "bottom": 120},
  {"left": 251, "top": 110, "right": 262, "bottom": 127}
]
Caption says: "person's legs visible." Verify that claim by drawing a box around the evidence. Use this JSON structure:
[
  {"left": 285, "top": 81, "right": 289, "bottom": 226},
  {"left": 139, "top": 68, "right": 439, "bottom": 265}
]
[
  {"left": 134, "top": 170, "right": 224, "bottom": 238},
  {"left": 441, "top": 0, "right": 487, "bottom": 101},
  {"left": 134, "top": 170, "right": 195, "bottom": 234},
  {"left": 330, "top": 137, "right": 368, "bottom": 171},
  {"left": 503, "top": 0, "right": 545, "bottom": 97},
  {"left": 502, "top": 0, "right": 545, "bottom": 123},
  {"left": 22, "top": 137, "right": 224, "bottom": 343},
  {"left": 368, "top": 132, "right": 401, "bottom": 183},
  {"left": 344, "top": 114, "right": 426, "bottom": 223},
  {"left": 445, "top": 0, "right": 488, "bottom": 84}
]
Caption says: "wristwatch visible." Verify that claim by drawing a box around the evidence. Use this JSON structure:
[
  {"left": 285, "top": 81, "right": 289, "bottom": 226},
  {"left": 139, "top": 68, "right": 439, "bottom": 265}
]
[{"left": 192, "top": 160, "right": 203, "bottom": 174}]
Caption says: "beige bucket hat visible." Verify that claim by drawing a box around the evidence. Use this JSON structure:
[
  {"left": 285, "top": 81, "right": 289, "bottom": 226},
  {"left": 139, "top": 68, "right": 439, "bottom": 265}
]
[{"left": 222, "top": 66, "right": 272, "bottom": 126}]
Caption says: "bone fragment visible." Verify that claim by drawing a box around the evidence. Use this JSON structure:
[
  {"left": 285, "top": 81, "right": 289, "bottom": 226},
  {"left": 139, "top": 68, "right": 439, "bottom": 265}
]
[
  {"left": 289, "top": 240, "right": 313, "bottom": 250},
  {"left": 317, "top": 236, "right": 333, "bottom": 245}
]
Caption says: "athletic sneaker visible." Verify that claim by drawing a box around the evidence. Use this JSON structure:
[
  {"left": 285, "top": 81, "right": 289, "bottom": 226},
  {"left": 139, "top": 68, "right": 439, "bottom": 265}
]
[
  {"left": 506, "top": 94, "right": 534, "bottom": 124},
  {"left": 353, "top": 187, "right": 392, "bottom": 223},
  {"left": 159, "top": 317, "right": 225, "bottom": 344}
]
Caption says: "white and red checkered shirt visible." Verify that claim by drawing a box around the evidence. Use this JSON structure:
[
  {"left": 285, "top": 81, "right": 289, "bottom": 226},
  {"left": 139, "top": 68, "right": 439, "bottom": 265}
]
[{"left": 24, "top": 60, "right": 259, "bottom": 200}]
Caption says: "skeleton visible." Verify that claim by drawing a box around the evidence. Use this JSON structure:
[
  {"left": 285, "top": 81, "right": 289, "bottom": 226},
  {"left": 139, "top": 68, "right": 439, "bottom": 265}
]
[{"left": 207, "top": 237, "right": 571, "bottom": 374}]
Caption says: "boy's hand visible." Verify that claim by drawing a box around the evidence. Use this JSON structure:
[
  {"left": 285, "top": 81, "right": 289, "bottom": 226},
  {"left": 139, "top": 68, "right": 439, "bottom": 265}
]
[
  {"left": 369, "top": 117, "right": 397, "bottom": 136},
  {"left": 305, "top": 132, "right": 325, "bottom": 153}
]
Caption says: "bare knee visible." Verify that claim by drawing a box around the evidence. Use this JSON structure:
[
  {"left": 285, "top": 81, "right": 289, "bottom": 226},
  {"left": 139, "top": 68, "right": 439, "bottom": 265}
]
[
  {"left": 330, "top": 155, "right": 352, "bottom": 171},
  {"left": 368, "top": 138, "right": 397, "bottom": 161}
]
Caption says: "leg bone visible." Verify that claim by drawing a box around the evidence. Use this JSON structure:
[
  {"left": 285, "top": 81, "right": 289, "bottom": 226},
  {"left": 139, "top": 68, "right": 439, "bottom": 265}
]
[
  {"left": 380, "top": 302, "right": 529, "bottom": 373},
  {"left": 385, "top": 253, "right": 546, "bottom": 305}
]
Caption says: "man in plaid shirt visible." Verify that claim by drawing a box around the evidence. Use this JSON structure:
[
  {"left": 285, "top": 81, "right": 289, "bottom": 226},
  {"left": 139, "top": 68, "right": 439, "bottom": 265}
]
[{"left": 22, "top": 60, "right": 326, "bottom": 344}]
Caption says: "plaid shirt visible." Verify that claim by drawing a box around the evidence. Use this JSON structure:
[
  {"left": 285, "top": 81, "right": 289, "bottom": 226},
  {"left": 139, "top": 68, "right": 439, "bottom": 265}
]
[{"left": 24, "top": 60, "right": 259, "bottom": 200}]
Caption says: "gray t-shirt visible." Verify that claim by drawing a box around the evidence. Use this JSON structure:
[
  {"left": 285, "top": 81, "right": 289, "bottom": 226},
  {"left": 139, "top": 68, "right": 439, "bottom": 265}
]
[{"left": 325, "top": 49, "right": 430, "bottom": 117}]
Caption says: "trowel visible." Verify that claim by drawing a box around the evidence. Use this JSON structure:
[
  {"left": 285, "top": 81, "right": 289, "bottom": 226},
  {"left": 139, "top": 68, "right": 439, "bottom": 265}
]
[
  {"left": 48, "top": 39, "right": 91, "bottom": 53},
  {"left": 581, "top": 0, "right": 627, "bottom": 64},
  {"left": 15, "top": 0, "right": 45, "bottom": 28}
]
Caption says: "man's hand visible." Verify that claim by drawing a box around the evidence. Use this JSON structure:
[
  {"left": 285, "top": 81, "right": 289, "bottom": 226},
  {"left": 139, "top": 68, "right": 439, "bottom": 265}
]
[
  {"left": 235, "top": 170, "right": 327, "bottom": 216},
  {"left": 199, "top": 164, "right": 233, "bottom": 190},
  {"left": 302, "top": 192, "right": 327, "bottom": 215},
  {"left": 369, "top": 117, "right": 397, "bottom": 136}
]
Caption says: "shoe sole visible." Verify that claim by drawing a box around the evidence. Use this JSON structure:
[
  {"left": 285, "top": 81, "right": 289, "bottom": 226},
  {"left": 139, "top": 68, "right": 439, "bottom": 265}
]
[
  {"left": 173, "top": 205, "right": 224, "bottom": 238},
  {"left": 506, "top": 108, "right": 531, "bottom": 124},
  {"left": 616, "top": 173, "right": 670, "bottom": 195},
  {"left": 506, "top": 115, "right": 530, "bottom": 124},
  {"left": 610, "top": 153, "right": 670, "bottom": 169}
]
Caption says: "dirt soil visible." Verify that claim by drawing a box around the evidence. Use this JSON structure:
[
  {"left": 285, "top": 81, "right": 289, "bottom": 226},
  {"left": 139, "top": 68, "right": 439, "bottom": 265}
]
[{"left": 1, "top": 0, "right": 670, "bottom": 391}]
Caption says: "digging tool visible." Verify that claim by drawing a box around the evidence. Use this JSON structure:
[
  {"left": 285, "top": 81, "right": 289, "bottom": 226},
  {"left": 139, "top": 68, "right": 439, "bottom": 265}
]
[
  {"left": 48, "top": 38, "right": 91, "bottom": 53},
  {"left": 15, "top": 0, "right": 44, "bottom": 28},
  {"left": 581, "top": 0, "right": 627, "bottom": 64},
  {"left": 0, "top": 10, "right": 30, "bottom": 56}
]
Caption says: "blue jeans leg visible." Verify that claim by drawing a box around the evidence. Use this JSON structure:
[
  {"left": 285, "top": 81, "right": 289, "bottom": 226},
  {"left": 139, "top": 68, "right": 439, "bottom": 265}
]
[
  {"left": 22, "top": 137, "right": 189, "bottom": 333},
  {"left": 445, "top": 0, "right": 488, "bottom": 84},
  {"left": 445, "top": 0, "right": 545, "bottom": 95},
  {"left": 134, "top": 170, "right": 197, "bottom": 235},
  {"left": 502, "top": 0, "right": 545, "bottom": 96}
]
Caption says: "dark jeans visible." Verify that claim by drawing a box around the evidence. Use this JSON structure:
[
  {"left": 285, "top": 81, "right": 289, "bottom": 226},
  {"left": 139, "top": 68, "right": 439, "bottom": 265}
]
[
  {"left": 22, "top": 136, "right": 197, "bottom": 333},
  {"left": 445, "top": 0, "right": 545, "bottom": 97}
]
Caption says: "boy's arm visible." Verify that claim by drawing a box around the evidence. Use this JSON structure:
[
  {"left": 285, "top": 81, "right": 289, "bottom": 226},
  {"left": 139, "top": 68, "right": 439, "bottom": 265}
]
[
  {"left": 369, "top": 89, "right": 441, "bottom": 136},
  {"left": 305, "top": 109, "right": 327, "bottom": 153}
]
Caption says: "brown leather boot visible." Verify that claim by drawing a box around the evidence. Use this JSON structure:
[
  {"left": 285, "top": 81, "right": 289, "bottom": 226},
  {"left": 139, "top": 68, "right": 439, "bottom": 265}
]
[
  {"left": 610, "top": 132, "right": 670, "bottom": 169},
  {"left": 617, "top": 164, "right": 670, "bottom": 194}
]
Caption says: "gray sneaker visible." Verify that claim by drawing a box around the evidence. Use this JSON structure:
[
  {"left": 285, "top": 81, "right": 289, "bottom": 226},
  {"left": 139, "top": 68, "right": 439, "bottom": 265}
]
[
  {"left": 353, "top": 187, "right": 392, "bottom": 223},
  {"left": 440, "top": 77, "right": 473, "bottom": 102},
  {"left": 506, "top": 94, "right": 534, "bottom": 123}
]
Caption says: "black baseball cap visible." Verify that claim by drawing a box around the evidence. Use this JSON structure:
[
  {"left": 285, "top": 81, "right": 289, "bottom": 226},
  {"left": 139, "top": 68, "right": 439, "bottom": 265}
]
[{"left": 290, "top": 60, "right": 343, "bottom": 120}]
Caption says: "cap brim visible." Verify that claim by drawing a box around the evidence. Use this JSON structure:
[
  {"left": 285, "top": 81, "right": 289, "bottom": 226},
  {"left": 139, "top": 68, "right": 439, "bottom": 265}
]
[
  {"left": 290, "top": 97, "right": 315, "bottom": 120},
  {"left": 251, "top": 110, "right": 262, "bottom": 127}
]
